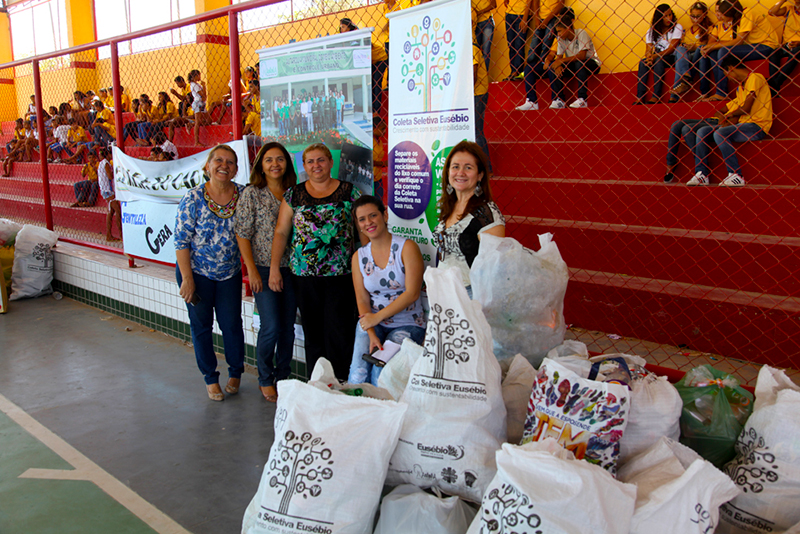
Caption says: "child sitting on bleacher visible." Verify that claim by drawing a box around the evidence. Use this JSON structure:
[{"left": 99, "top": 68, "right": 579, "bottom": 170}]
[
  {"left": 670, "top": 2, "right": 713, "bottom": 101},
  {"left": 61, "top": 118, "right": 94, "bottom": 165},
  {"left": 769, "top": 0, "right": 800, "bottom": 92},
  {"left": 663, "top": 55, "right": 772, "bottom": 187},
  {"left": 90, "top": 100, "right": 116, "bottom": 148},
  {"left": 516, "top": 8, "right": 600, "bottom": 110},
  {"left": 46, "top": 117, "right": 72, "bottom": 163},
  {"left": 635, "top": 4, "right": 683, "bottom": 105},
  {"left": 72, "top": 151, "right": 99, "bottom": 207}
]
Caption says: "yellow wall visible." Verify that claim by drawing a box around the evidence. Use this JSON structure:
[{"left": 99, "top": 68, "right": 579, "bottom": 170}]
[
  {"left": 0, "top": 13, "right": 16, "bottom": 121},
  {"left": 65, "top": 0, "right": 96, "bottom": 46}
]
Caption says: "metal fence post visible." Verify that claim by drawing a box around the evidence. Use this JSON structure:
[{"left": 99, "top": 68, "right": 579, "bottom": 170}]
[
  {"left": 32, "top": 59, "right": 53, "bottom": 231},
  {"left": 110, "top": 41, "right": 125, "bottom": 152}
]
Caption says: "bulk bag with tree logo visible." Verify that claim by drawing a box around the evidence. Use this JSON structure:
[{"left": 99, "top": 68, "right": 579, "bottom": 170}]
[
  {"left": 242, "top": 371, "right": 408, "bottom": 534},
  {"left": 386, "top": 267, "right": 506, "bottom": 503},
  {"left": 10, "top": 225, "right": 59, "bottom": 300}
]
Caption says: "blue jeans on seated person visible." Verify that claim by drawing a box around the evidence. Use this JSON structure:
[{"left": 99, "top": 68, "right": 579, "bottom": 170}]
[
  {"left": 713, "top": 44, "right": 778, "bottom": 96},
  {"left": 673, "top": 46, "right": 711, "bottom": 94},
  {"left": 73, "top": 180, "right": 99, "bottom": 205},
  {"left": 93, "top": 126, "right": 115, "bottom": 147},
  {"left": 548, "top": 59, "right": 600, "bottom": 102},
  {"left": 523, "top": 20, "right": 558, "bottom": 103},
  {"left": 137, "top": 121, "right": 155, "bottom": 142},
  {"left": 666, "top": 118, "right": 719, "bottom": 168},
  {"left": 176, "top": 266, "right": 244, "bottom": 385},
  {"left": 713, "top": 122, "right": 765, "bottom": 175},
  {"left": 253, "top": 265, "right": 296, "bottom": 388},
  {"left": 772, "top": 45, "right": 800, "bottom": 92},
  {"left": 637, "top": 53, "right": 675, "bottom": 100},
  {"left": 348, "top": 323, "right": 426, "bottom": 386}
]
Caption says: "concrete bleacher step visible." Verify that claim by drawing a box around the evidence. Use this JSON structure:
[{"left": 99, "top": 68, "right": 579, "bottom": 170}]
[
  {"left": 0, "top": 173, "right": 109, "bottom": 206},
  {"left": 0, "top": 193, "right": 107, "bottom": 233}
]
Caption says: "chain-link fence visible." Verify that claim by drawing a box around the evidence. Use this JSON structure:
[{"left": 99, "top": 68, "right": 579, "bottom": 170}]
[{"left": 1, "top": 0, "right": 798, "bottom": 379}]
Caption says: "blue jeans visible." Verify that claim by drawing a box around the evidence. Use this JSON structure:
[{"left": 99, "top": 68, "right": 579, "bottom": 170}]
[
  {"left": 772, "top": 45, "right": 800, "bottom": 92},
  {"left": 74, "top": 180, "right": 99, "bottom": 205},
  {"left": 637, "top": 53, "right": 675, "bottom": 99},
  {"left": 713, "top": 44, "right": 778, "bottom": 96},
  {"left": 474, "top": 93, "right": 490, "bottom": 172},
  {"left": 523, "top": 20, "right": 558, "bottom": 102},
  {"left": 122, "top": 121, "right": 141, "bottom": 142},
  {"left": 713, "top": 122, "right": 765, "bottom": 174},
  {"left": 137, "top": 121, "right": 156, "bottom": 141},
  {"left": 548, "top": 59, "right": 600, "bottom": 101},
  {"left": 348, "top": 324, "right": 426, "bottom": 386},
  {"left": 475, "top": 18, "right": 495, "bottom": 71},
  {"left": 253, "top": 266, "right": 296, "bottom": 387},
  {"left": 93, "top": 125, "right": 115, "bottom": 147},
  {"left": 665, "top": 118, "right": 719, "bottom": 167},
  {"left": 176, "top": 267, "right": 245, "bottom": 385},
  {"left": 505, "top": 14, "right": 526, "bottom": 74},
  {"left": 674, "top": 46, "right": 710, "bottom": 94}
]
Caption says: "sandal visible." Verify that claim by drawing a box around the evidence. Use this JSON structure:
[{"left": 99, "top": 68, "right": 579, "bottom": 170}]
[
  {"left": 225, "top": 377, "right": 240, "bottom": 395},
  {"left": 206, "top": 383, "right": 224, "bottom": 401},
  {"left": 260, "top": 385, "right": 278, "bottom": 403}
]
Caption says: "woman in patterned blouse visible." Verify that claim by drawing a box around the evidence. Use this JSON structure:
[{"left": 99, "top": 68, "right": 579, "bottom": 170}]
[
  {"left": 269, "top": 143, "right": 367, "bottom": 379},
  {"left": 175, "top": 145, "right": 246, "bottom": 401},
  {"left": 234, "top": 143, "right": 297, "bottom": 403}
]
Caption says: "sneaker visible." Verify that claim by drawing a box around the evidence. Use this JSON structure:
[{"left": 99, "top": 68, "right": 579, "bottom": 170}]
[
  {"left": 687, "top": 172, "right": 709, "bottom": 186},
  {"left": 516, "top": 100, "right": 539, "bottom": 111},
  {"left": 569, "top": 98, "right": 588, "bottom": 108},
  {"left": 721, "top": 173, "right": 745, "bottom": 187},
  {"left": 549, "top": 99, "right": 565, "bottom": 109},
  {"left": 663, "top": 172, "right": 675, "bottom": 184},
  {"left": 53, "top": 158, "right": 61, "bottom": 164}
]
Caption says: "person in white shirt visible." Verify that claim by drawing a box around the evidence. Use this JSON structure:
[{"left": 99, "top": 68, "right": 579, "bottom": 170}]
[
  {"left": 635, "top": 4, "right": 684, "bottom": 104},
  {"left": 46, "top": 117, "right": 73, "bottom": 163},
  {"left": 153, "top": 131, "right": 178, "bottom": 160},
  {"left": 97, "top": 147, "right": 122, "bottom": 241}
]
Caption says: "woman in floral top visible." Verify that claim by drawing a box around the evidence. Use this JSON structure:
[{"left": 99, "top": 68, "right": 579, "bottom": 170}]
[
  {"left": 175, "top": 144, "right": 245, "bottom": 401},
  {"left": 434, "top": 140, "right": 505, "bottom": 296},
  {"left": 269, "top": 143, "right": 366, "bottom": 379},
  {"left": 234, "top": 142, "right": 297, "bottom": 403}
]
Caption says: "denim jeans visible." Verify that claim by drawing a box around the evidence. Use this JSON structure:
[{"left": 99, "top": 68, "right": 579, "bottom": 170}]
[
  {"left": 772, "top": 45, "right": 800, "bottom": 92},
  {"left": 93, "top": 125, "right": 115, "bottom": 147},
  {"left": 74, "top": 180, "right": 99, "bottom": 205},
  {"left": 549, "top": 59, "right": 600, "bottom": 101},
  {"left": 348, "top": 323, "right": 426, "bottom": 386},
  {"left": 474, "top": 93, "right": 491, "bottom": 172},
  {"left": 665, "top": 118, "right": 719, "bottom": 167},
  {"left": 674, "top": 46, "right": 711, "bottom": 94},
  {"left": 713, "top": 44, "right": 778, "bottom": 96},
  {"left": 475, "top": 18, "right": 495, "bottom": 71},
  {"left": 122, "top": 121, "right": 142, "bottom": 142},
  {"left": 713, "top": 122, "right": 765, "bottom": 174},
  {"left": 176, "top": 267, "right": 245, "bottom": 385},
  {"left": 253, "top": 266, "right": 296, "bottom": 387},
  {"left": 137, "top": 121, "right": 155, "bottom": 141},
  {"left": 637, "top": 53, "right": 675, "bottom": 99},
  {"left": 523, "top": 20, "right": 558, "bottom": 103},
  {"left": 505, "top": 14, "right": 526, "bottom": 74}
]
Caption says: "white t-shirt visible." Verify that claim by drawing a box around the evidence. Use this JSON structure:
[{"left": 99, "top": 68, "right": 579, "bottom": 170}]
[
  {"left": 98, "top": 158, "right": 114, "bottom": 200},
  {"left": 556, "top": 28, "right": 602, "bottom": 67},
  {"left": 646, "top": 23, "right": 684, "bottom": 52},
  {"left": 161, "top": 140, "right": 178, "bottom": 160},
  {"left": 54, "top": 125, "right": 70, "bottom": 144},
  {"left": 190, "top": 81, "right": 205, "bottom": 113}
]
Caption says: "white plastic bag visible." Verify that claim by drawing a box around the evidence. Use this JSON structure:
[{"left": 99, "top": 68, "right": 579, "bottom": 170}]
[
  {"left": 10, "top": 225, "right": 58, "bottom": 301},
  {"left": 376, "top": 338, "right": 425, "bottom": 401},
  {"left": 470, "top": 233, "right": 568, "bottom": 367},
  {"left": 717, "top": 366, "right": 800, "bottom": 534},
  {"left": 618, "top": 437, "right": 740, "bottom": 534},
  {"left": 466, "top": 439, "right": 637, "bottom": 534},
  {"left": 242, "top": 366, "right": 408, "bottom": 534},
  {"left": 373, "top": 485, "right": 476, "bottom": 534},
  {"left": 500, "top": 354, "right": 535, "bottom": 444},
  {"left": 522, "top": 357, "right": 631, "bottom": 475},
  {"left": 619, "top": 374, "right": 683, "bottom": 465},
  {"left": 386, "top": 267, "right": 506, "bottom": 503},
  {"left": 0, "top": 218, "right": 22, "bottom": 246}
]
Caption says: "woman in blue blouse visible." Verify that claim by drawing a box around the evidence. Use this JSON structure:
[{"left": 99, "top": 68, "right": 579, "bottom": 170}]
[{"left": 175, "top": 144, "right": 245, "bottom": 401}]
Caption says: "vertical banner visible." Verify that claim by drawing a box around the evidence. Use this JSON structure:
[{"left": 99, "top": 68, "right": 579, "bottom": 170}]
[
  {"left": 113, "top": 141, "right": 250, "bottom": 264},
  {"left": 256, "top": 29, "right": 375, "bottom": 195},
  {"left": 387, "top": 0, "right": 475, "bottom": 266}
]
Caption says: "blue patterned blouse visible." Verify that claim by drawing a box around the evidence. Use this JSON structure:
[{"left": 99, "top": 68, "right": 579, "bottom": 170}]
[{"left": 174, "top": 182, "right": 244, "bottom": 281}]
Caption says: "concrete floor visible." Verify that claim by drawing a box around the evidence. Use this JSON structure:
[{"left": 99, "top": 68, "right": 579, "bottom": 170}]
[{"left": 0, "top": 296, "right": 276, "bottom": 534}]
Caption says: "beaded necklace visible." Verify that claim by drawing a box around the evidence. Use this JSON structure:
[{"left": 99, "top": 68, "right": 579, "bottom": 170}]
[{"left": 204, "top": 184, "right": 239, "bottom": 219}]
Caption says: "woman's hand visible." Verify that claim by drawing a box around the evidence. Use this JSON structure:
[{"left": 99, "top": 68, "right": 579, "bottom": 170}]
[
  {"left": 368, "top": 330, "right": 383, "bottom": 353},
  {"left": 268, "top": 268, "right": 283, "bottom": 292},
  {"left": 248, "top": 269, "right": 263, "bottom": 294},
  {"left": 359, "top": 312, "right": 380, "bottom": 330},
  {"left": 179, "top": 274, "right": 196, "bottom": 303}
]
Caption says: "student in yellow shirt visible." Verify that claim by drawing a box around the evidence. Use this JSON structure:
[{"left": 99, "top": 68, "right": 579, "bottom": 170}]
[
  {"left": 504, "top": 0, "right": 530, "bottom": 79},
  {"left": 473, "top": 42, "right": 492, "bottom": 172},
  {"left": 670, "top": 1, "right": 713, "bottom": 101},
  {"left": 769, "top": 0, "right": 800, "bottom": 91},
  {"left": 99, "top": 88, "right": 114, "bottom": 111},
  {"left": 473, "top": 0, "right": 497, "bottom": 71},
  {"left": 517, "top": 3, "right": 566, "bottom": 109},
  {"left": 72, "top": 151, "right": 100, "bottom": 207},
  {"left": 664, "top": 55, "right": 771, "bottom": 187},
  {"left": 118, "top": 86, "right": 132, "bottom": 113},
  {"left": 91, "top": 100, "right": 116, "bottom": 148},
  {"left": 700, "top": 0, "right": 780, "bottom": 100},
  {"left": 62, "top": 118, "right": 95, "bottom": 165}
]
